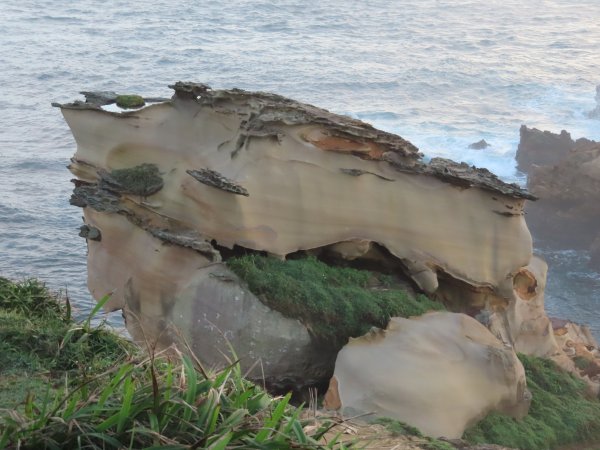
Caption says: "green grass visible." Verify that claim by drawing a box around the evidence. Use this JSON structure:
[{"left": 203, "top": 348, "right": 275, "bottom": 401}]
[
  {"left": 227, "top": 254, "right": 444, "bottom": 347},
  {"left": 0, "top": 276, "right": 357, "bottom": 449},
  {"left": 0, "top": 278, "right": 133, "bottom": 410},
  {"left": 464, "top": 353, "right": 600, "bottom": 450},
  {"left": 115, "top": 94, "right": 145, "bottom": 108},
  {"left": 0, "top": 354, "right": 353, "bottom": 449}
]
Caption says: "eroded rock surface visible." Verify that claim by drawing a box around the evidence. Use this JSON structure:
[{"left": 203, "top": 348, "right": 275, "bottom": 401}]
[
  {"left": 324, "top": 312, "right": 531, "bottom": 439},
  {"left": 56, "top": 82, "right": 558, "bottom": 388}
]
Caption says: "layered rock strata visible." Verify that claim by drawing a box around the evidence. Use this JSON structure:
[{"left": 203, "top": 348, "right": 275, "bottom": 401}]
[{"left": 57, "top": 82, "right": 558, "bottom": 390}]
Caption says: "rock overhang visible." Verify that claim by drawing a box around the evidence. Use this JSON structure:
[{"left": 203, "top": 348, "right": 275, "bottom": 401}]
[{"left": 56, "top": 81, "right": 557, "bottom": 392}]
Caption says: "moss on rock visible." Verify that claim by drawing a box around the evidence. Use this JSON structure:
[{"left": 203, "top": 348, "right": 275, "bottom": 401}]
[
  {"left": 227, "top": 254, "right": 444, "bottom": 347},
  {"left": 115, "top": 94, "right": 145, "bottom": 109},
  {"left": 101, "top": 163, "right": 163, "bottom": 197}
]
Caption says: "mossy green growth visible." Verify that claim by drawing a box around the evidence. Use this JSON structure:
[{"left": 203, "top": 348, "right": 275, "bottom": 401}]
[
  {"left": 104, "top": 163, "right": 163, "bottom": 196},
  {"left": 464, "top": 353, "right": 600, "bottom": 450},
  {"left": 227, "top": 254, "right": 444, "bottom": 346},
  {"left": 115, "top": 94, "right": 145, "bottom": 108}
]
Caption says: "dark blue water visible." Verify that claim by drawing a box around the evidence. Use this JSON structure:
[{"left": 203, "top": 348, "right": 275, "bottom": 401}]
[{"left": 0, "top": 0, "right": 598, "bottom": 333}]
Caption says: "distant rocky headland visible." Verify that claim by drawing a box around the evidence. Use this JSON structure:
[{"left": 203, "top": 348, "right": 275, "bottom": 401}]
[
  {"left": 517, "top": 125, "right": 600, "bottom": 270},
  {"left": 53, "top": 82, "right": 600, "bottom": 443}
]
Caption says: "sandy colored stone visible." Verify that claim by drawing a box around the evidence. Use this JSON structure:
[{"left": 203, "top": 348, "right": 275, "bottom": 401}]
[
  {"left": 324, "top": 312, "right": 530, "bottom": 439},
  {"left": 56, "top": 83, "right": 566, "bottom": 387}
]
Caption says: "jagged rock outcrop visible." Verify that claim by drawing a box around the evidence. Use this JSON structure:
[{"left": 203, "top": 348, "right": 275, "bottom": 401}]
[
  {"left": 56, "top": 82, "right": 560, "bottom": 389},
  {"left": 518, "top": 126, "right": 600, "bottom": 267},
  {"left": 468, "top": 139, "right": 490, "bottom": 150},
  {"left": 516, "top": 125, "right": 575, "bottom": 172},
  {"left": 323, "top": 312, "right": 531, "bottom": 439}
]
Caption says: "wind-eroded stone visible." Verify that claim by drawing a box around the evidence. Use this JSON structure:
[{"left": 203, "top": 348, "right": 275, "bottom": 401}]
[
  {"left": 56, "top": 82, "right": 556, "bottom": 388},
  {"left": 324, "top": 312, "right": 531, "bottom": 439}
]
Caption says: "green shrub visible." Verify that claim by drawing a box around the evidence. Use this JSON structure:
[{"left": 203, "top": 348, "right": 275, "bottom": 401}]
[
  {"left": 373, "top": 417, "right": 423, "bottom": 437},
  {"left": 227, "top": 254, "right": 444, "bottom": 347},
  {"left": 464, "top": 353, "right": 600, "bottom": 449}
]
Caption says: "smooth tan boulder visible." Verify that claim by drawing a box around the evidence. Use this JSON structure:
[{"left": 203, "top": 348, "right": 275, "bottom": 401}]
[{"left": 324, "top": 312, "right": 530, "bottom": 439}]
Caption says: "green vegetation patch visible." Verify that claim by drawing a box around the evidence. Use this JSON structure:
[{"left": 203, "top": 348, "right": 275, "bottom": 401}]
[
  {"left": 227, "top": 254, "right": 444, "bottom": 347},
  {"left": 115, "top": 94, "right": 145, "bottom": 109},
  {"left": 0, "top": 278, "right": 133, "bottom": 410},
  {"left": 0, "top": 278, "right": 356, "bottom": 449},
  {"left": 102, "top": 163, "right": 163, "bottom": 196},
  {"left": 464, "top": 353, "right": 600, "bottom": 450},
  {"left": 0, "top": 277, "right": 62, "bottom": 318},
  {"left": 0, "top": 354, "right": 355, "bottom": 449}
]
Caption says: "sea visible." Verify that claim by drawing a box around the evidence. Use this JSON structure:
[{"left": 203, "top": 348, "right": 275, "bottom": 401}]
[{"left": 1, "top": 0, "right": 599, "bottom": 336}]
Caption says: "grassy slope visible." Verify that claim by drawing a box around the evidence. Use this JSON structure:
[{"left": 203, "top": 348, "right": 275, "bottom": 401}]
[
  {"left": 3, "top": 267, "right": 600, "bottom": 449},
  {"left": 0, "top": 277, "right": 132, "bottom": 410},
  {"left": 464, "top": 354, "right": 600, "bottom": 449},
  {"left": 0, "top": 277, "right": 355, "bottom": 449},
  {"left": 228, "top": 255, "right": 600, "bottom": 449},
  {"left": 227, "top": 254, "right": 444, "bottom": 347}
]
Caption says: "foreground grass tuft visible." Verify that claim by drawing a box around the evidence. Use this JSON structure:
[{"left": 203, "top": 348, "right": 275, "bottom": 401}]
[
  {"left": 0, "top": 278, "right": 134, "bottom": 410},
  {"left": 227, "top": 254, "right": 444, "bottom": 347},
  {"left": 0, "top": 277, "right": 355, "bottom": 449},
  {"left": 464, "top": 353, "right": 600, "bottom": 449},
  {"left": 1, "top": 354, "right": 350, "bottom": 449}
]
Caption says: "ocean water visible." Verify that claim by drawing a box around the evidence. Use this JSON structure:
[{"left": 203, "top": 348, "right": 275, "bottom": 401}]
[{"left": 0, "top": 0, "right": 599, "bottom": 334}]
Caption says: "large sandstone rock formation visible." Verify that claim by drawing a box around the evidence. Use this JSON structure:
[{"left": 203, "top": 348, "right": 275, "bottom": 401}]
[
  {"left": 323, "top": 312, "right": 530, "bottom": 439},
  {"left": 56, "top": 82, "right": 563, "bottom": 390},
  {"left": 517, "top": 125, "right": 600, "bottom": 267}
]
